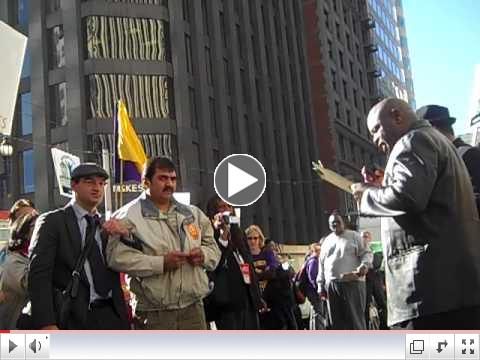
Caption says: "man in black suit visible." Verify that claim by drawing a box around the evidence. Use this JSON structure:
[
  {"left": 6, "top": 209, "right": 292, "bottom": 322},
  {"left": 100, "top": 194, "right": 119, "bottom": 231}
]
[{"left": 28, "top": 163, "right": 130, "bottom": 330}]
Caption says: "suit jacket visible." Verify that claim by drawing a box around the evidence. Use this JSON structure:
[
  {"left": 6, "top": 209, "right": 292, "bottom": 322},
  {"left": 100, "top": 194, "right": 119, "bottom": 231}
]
[
  {"left": 453, "top": 137, "right": 480, "bottom": 212},
  {"left": 205, "top": 224, "right": 262, "bottom": 324},
  {"left": 28, "top": 204, "right": 129, "bottom": 329},
  {"left": 360, "top": 120, "right": 480, "bottom": 325}
]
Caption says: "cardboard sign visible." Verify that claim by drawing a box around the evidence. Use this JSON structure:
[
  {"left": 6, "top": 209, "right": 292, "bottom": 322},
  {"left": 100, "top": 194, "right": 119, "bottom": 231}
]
[
  {"left": 0, "top": 21, "right": 27, "bottom": 136},
  {"left": 51, "top": 148, "right": 80, "bottom": 198},
  {"left": 312, "top": 160, "right": 354, "bottom": 194}
]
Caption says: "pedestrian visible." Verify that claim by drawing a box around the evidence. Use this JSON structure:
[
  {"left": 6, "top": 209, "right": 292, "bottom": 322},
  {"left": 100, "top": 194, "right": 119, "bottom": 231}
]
[
  {"left": 0, "top": 211, "right": 37, "bottom": 329},
  {"left": 352, "top": 98, "right": 480, "bottom": 329},
  {"left": 106, "top": 156, "right": 221, "bottom": 330},
  {"left": 297, "top": 243, "right": 327, "bottom": 330},
  {"left": 362, "top": 231, "right": 387, "bottom": 329},
  {"left": 247, "top": 225, "right": 297, "bottom": 329},
  {"left": 417, "top": 104, "right": 480, "bottom": 212},
  {"left": 28, "top": 163, "right": 130, "bottom": 330},
  {"left": 203, "top": 195, "right": 263, "bottom": 329},
  {"left": 7, "top": 199, "right": 37, "bottom": 225},
  {"left": 317, "top": 212, "right": 372, "bottom": 330}
]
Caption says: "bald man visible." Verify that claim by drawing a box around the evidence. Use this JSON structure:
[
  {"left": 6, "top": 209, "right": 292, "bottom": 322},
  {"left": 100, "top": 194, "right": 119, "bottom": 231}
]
[{"left": 351, "top": 98, "right": 480, "bottom": 329}]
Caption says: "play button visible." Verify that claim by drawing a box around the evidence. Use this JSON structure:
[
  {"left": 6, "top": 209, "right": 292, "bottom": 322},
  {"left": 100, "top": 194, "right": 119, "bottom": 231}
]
[
  {"left": 9, "top": 340, "right": 17, "bottom": 353},
  {"left": 214, "top": 154, "right": 266, "bottom": 206}
]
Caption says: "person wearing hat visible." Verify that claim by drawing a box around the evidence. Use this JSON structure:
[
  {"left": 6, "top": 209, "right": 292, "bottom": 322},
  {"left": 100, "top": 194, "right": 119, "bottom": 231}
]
[
  {"left": 417, "top": 104, "right": 480, "bottom": 212},
  {"left": 28, "top": 163, "right": 130, "bottom": 329}
]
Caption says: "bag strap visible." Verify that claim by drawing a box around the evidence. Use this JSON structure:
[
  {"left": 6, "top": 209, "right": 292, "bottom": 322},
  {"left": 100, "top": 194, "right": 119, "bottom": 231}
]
[{"left": 64, "top": 218, "right": 97, "bottom": 299}]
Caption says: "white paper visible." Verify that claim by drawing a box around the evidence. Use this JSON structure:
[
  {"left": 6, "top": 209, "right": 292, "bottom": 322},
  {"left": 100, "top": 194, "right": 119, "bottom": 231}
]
[
  {"left": 0, "top": 21, "right": 27, "bottom": 136},
  {"left": 51, "top": 148, "right": 81, "bottom": 198}
]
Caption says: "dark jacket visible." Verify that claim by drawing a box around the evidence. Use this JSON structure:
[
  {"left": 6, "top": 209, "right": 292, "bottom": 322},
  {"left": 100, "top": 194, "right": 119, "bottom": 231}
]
[
  {"left": 28, "top": 205, "right": 129, "bottom": 329},
  {"left": 453, "top": 137, "right": 480, "bottom": 212},
  {"left": 359, "top": 120, "right": 480, "bottom": 326},
  {"left": 205, "top": 224, "right": 262, "bottom": 322}
]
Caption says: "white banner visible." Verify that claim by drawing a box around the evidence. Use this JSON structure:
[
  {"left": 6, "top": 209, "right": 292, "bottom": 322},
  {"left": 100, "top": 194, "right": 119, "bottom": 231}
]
[
  {"left": 51, "top": 148, "right": 80, "bottom": 198},
  {"left": 0, "top": 21, "right": 27, "bottom": 136}
]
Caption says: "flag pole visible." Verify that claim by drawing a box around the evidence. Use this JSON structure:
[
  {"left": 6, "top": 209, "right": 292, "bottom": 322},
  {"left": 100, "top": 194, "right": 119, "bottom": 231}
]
[
  {"left": 120, "top": 159, "right": 124, "bottom": 207},
  {"left": 113, "top": 100, "right": 119, "bottom": 211},
  {"left": 102, "top": 149, "right": 113, "bottom": 220}
]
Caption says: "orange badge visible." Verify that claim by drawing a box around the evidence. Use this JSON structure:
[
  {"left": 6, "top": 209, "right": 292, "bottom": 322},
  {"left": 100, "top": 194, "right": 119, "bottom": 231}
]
[{"left": 187, "top": 223, "right": 200, "bottom": 240}]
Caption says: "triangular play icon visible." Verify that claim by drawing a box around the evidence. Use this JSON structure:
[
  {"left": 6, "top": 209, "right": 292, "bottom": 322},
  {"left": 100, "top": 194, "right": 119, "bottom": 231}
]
[
  {"left": 227, "top": 163, "right": 258, "bottom": 197},
  {"left": 9, "top": 340, "right": 17, "bottom": 353}
]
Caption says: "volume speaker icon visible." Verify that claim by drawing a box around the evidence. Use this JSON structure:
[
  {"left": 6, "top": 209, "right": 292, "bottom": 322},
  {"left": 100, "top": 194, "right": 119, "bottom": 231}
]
[{"left": 29, "top": 339, "right": 42, "bottom": 354}]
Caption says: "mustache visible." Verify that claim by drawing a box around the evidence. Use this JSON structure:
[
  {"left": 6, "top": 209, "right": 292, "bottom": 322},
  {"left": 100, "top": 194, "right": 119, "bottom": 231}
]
[{"left": 163, "top": 187, "right": 174, "bottom": 192}]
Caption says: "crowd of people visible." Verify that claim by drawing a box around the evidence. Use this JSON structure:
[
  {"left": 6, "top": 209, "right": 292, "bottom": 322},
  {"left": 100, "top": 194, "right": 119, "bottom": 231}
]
[{"left": 0, "top": 99, "right": 479, "bottom": 330}]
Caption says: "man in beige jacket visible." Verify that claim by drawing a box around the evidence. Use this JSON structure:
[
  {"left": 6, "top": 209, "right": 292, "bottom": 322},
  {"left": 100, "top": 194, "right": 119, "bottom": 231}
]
[{"left": 107, "top": 157, "right": 220, "bottom": 329}]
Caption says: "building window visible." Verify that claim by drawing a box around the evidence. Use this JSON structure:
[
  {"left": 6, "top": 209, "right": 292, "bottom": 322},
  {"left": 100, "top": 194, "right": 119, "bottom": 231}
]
[
  {"left": 213, "top": 149, "right": 220, "bottom": 166},
  {"left": 220, "top": 11, "right": 227, "bottom": 48},
  {"left": 343, "top": 80, "right": 348, "bottom": 99},
  {"left": 47, "top": 0, "right": 61, "bottom": 13},
  {"left": 346, "top": 33, "right": 351, "bottom": 51},
  {"left": 241, "top": 69, "right": 249, "bottom": 104},
  {"left": 346, "top": 109, "right": 351, "bottom": 126},
  {"left": 205, "top": 47, "right": 213, "bottom": 85},
  {"left": 328, "top": 40, "right": 333, "bottom": 59},
  {"left": 237, "top": 24, "right": 244, "bottom": 60},
  {"left": 50, "top": 83, "right": 67, "bottom": 127},
  {"left": 189, "top": 87, "right": 198, "bottom": 129},
  {"left": 21, "top": 45, "right": 30, "bottom": 79},
  {"left": 224, "top": 58, "right": 231, "bottom": 95},
  {"left": 192, "top": 142, "right": 201, "bottom": 185},
  {"left": 353, "top": 89, "right": 358, "bottom": 108},
  {"left": 339, "top": 50, "right": 344, "bottom": 69},
  {"left": 331, "top": 69, "right": 337, "bottom": 91},
  {"left": 182, "top": 0, "right": 191, "bottom": 22},
  {"left": 22, "top": 149, "right": 35, "bottom": 193},
  {"left": 255, "top": 79, "right": 262, "bottom": 112},
  {"left": 185, "top": 34, "right": 193, "bottom": 74},
  {"left": 49, "top": 25, "right": 65, "bottom": 69},
  {"left": 201, "top": 0, "right": 209, "bottom": 36},
  {"left": 335, "top": 100, "right": 341, "bottom": 120},
  {"left": 339, "top": 135, "right": 345, "bottom": 159},
  {"left": 209, "top": 97, "right": 218, "bottom": 137},
  {"left": 228, "top": 107, "right": 238, "bottom": 145},
  {"left": 324, "top": 9, "right": 330, "bottom": 29},
  {"left": 350, "top": 142, "right": 356, "bottom": 164},
  {"left": 18, "top": 0, "right": 29, "bottom": 28},
  {"left": 336, "top": 22, "right": 341, "bottom": 41},
  {"left": 20, "top": 92, "right": 32, "bottom": 135},
  {"left": 350, "top": 61, "right": 355, "bottom": 80}
]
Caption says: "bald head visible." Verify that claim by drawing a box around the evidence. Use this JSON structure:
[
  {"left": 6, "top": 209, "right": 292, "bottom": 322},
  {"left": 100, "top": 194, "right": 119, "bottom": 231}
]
[{"left": 367, "top": 98, "right": 417, "bottom": 154}]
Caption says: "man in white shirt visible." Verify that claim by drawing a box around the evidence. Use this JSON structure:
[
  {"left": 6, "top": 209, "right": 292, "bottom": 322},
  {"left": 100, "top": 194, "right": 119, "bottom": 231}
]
[{"left": 317, "top": 212, "right": 372, "bottom": 329}]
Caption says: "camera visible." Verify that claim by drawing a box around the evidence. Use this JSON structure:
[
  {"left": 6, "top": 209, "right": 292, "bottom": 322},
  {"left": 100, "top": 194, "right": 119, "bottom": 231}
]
[
  {"left": 220, "top": 211, "right": 240, "bottom": 225},
  {"left": 221, "top": 211, "right": 231, "bottom": 225}
]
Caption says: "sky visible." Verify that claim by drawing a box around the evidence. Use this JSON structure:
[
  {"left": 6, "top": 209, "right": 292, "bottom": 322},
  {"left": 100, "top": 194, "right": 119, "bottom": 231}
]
[{"left": 402, "top": 0, "right": 480, "bottom": 135}]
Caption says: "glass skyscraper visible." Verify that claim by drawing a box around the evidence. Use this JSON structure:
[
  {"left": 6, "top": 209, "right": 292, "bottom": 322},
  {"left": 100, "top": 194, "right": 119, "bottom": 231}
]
[{"left": 366, "top": 0, "right": 415, "bottom": 107}]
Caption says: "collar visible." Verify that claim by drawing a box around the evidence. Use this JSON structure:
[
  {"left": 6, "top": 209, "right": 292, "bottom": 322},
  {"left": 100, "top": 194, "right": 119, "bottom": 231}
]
[
  {"left": 139, "top": 191, "right": 195, "bottom": 223},
  {"left": 70, "top": 199, "right": 101, "bottom": 222},
  {"left": 409, "top": 120, "right": 432, "bottom": 132}
]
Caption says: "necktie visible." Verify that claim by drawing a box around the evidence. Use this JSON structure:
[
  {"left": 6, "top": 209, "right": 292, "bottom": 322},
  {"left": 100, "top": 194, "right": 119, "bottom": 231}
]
[{"left": 84, "top": 215, "right": 111, "bottom": 297}]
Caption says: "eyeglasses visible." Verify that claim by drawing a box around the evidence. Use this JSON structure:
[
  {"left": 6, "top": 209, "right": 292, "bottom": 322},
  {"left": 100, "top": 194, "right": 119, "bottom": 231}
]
[{"left": 247, "top": 236, "right": 259, "bottom": 240}]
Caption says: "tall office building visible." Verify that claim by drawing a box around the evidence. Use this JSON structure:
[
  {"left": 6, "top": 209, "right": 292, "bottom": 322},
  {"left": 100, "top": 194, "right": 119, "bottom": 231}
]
[
  {"left": 303, "top": 0, "right": 379, "bottom": 218},
  {"left": 0, "top": 0, "right": 326, "bottom": 244},
  {"left": 365, "top": 0, "right": 415, "bottom": 107}
]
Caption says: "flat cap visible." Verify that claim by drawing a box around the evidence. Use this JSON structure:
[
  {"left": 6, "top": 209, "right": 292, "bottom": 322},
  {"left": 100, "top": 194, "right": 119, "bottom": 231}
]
[
  {"left": 71, "top": 163, "right": 109, "bottom": 181},
  {"left": 416, "top": 104, "right": 456, "bottom": 127}
]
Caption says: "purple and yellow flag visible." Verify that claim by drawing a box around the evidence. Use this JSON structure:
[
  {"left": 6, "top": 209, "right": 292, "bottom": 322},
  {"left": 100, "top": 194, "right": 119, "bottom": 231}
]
[{"left": 114, "top": 100, "right": 147, "bottom": 183}]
